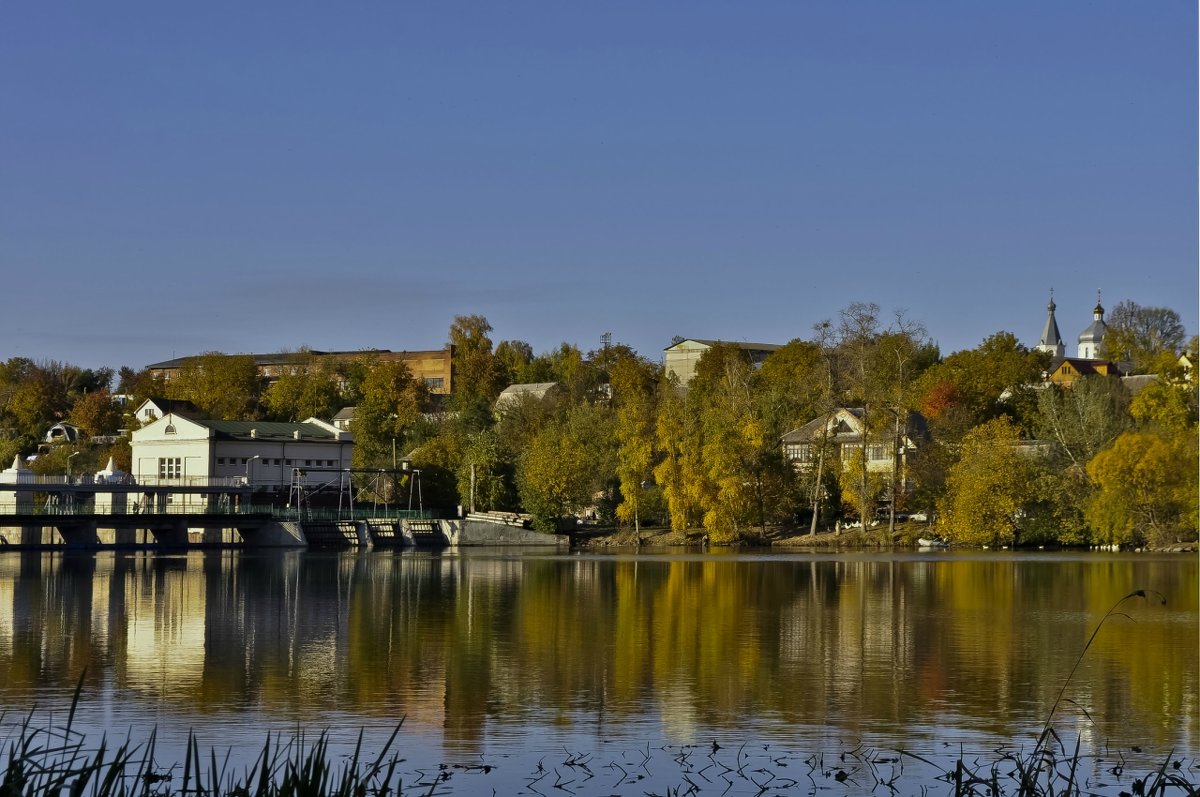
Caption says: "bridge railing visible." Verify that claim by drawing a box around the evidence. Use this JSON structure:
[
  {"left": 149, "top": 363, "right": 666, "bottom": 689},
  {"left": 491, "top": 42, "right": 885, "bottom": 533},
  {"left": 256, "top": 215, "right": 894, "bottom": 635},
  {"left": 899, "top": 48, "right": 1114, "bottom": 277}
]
[
  {"left": 270, "top": 507, "right": 438, "bottom": 521},
  {"left": 0, "top": 475, "right": 248, "bottom": 488},
  {"left": 0, "top": 501, "right": 277, "bottom": 517},
  {"left": 0, "top": 501, "right": 443, "bottom": 520}
]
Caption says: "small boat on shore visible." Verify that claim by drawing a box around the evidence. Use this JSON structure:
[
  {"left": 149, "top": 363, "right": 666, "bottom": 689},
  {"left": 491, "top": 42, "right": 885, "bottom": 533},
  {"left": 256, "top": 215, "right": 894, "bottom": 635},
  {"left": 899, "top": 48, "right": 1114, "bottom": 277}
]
[{"left": 917, "top": 537, "right": 948, "bottom": 548}]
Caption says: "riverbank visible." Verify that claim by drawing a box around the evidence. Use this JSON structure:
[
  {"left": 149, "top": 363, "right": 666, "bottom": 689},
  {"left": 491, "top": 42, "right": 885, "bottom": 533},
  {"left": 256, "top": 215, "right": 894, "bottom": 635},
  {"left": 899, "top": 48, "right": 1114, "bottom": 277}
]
[
  {"left": 571, "top": 523, "right": 1200, "bottom": 552},
  {"left": 571, "top": 521, "right": 935, "bottom": 549}
]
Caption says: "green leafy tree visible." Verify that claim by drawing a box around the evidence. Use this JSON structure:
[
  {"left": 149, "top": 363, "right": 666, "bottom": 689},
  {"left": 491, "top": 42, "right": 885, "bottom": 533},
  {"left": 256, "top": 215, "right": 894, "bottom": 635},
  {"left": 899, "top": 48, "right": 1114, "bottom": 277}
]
[
  {"left": 448, "top": 315, "right": 504, "bottom": 427},
  {"left": 69, "top": 390, "right": 123, "bottom": 436},
  {"left": 541, "top": 343, "right": 597, "bottom": 403},
  {"left": 5, "top": 378, "right": 59, "bottom": 440},
  {"left": 938, "top": 417, "right": 1036, "bottom": 546},
  {"left": 517, "top": 403, "right": 615, "bottom": 532},
  {"left": 261, "top": 350, "right": 343, "bottom": 422},
  {"left": 914, "top": 331, "right": 1047, "bottom": 437},
  {"left": 611, "top": 350, "right": 660, "bottom": 533},
  {"left": 752, "top": 339, "right": 825, "bottom": 442},
  {"left": 910, "top": 332, "right": 1047, "bottom": 512},
  {"left": 653, "top": 382, "right": 700, "bottom": 533},
  {"left": 1086, "top": 431, "right": 1198, "bottom": 546},
  {"left": 873, "top": 328, "right": 936, "bottom": 531},
  {"left": 1130, "top": 379, "right": 1198, "bottom": 433},
  {"left": 1030, "top": 377, "right": 1132, "bottom": 542},
  {"left": 689, "top": 344, "right": 767, "bottom": 541},
  {"left": 351, "top": 360, "right": 428, "bottom": 469},
  {"left": 169, "top": 352, "right": 262, "bottom": 420},
  {"left": 829, "top": 304, "right": 935, "bottom": 526},
  {"left": 0, "top": 359, "right": 76, "bottom": 442},
  {"left": 457, "top": 429, "right": 516, "bottom": 513},
  {"left": 494, "top": 340, "right": 534, "bottom": 385},
  {"left": 798, "top": 322, "right": 843, "bottom": 534},
  {"left": 116, "top": 366, "right": 166, "bottom": 400},
  {"left": 1035, "top": 377, "right": 1131, "bottom": 470},
  {"left": 837, "top": 448, "right": 886, "bottom": 526},
  {"left": 1104, "top": 301, "right": 1187, "bottom": 374}
]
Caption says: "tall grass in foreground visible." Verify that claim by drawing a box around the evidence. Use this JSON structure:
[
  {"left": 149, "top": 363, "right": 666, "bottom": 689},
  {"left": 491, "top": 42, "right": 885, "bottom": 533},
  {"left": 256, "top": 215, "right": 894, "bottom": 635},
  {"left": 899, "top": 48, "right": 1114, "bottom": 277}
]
[
  {"left": 1, "top": 675, "right": 406, "bottom": 797},
  {"left": 903, "top": 588, "right": 1197, "bottom": 797}
]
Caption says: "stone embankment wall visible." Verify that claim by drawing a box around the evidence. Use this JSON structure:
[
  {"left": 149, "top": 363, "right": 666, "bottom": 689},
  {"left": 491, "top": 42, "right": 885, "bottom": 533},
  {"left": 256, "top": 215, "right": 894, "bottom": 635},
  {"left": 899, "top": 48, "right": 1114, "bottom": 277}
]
[{"left": 443, "top": 519, "right": 568, "bottom": 546}]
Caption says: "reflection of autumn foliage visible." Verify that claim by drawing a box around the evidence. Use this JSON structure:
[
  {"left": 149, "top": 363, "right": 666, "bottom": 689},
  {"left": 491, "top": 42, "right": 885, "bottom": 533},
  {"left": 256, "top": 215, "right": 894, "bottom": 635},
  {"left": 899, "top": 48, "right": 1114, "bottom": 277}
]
[{"left": 0, "top": 554, "right": 1195, "bottom": 754}]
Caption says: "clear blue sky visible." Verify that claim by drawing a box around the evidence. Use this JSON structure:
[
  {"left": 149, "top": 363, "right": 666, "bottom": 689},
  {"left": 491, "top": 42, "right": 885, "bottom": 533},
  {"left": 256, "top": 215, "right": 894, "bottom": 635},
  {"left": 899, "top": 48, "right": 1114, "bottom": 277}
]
[{"left": 2, "top": 2, "right": 1195, "bottom": 372}]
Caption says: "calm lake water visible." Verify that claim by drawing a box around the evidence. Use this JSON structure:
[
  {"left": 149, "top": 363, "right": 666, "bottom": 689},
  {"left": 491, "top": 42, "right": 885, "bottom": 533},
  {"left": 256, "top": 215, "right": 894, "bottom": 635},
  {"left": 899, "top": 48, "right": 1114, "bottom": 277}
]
[{"left": 0, "top": 548, "right": 1196, "bottom": 795}]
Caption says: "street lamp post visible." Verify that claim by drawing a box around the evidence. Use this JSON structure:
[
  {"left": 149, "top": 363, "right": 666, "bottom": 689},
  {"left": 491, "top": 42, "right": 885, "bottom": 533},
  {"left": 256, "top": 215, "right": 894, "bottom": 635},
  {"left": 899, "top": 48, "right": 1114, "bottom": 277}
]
[
  {"left": 245, "top": 455, "right": 260, "bottom": 485},
  {"left": 67, "top": 451, "right": 81, "bottom": 483}
]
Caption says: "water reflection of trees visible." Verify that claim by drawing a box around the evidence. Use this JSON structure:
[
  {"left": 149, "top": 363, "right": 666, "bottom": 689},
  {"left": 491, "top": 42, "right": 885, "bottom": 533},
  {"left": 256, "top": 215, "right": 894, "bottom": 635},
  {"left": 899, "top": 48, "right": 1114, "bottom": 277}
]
[{"left": 0, "top": 552, "right": 1194, "bottom": 751}]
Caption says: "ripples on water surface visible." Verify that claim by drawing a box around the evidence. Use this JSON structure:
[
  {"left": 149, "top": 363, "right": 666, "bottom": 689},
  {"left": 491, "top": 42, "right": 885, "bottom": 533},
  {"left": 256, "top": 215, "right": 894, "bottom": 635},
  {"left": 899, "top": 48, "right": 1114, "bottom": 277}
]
[{"left": 0, "top": 548, "right": 1195, "bottom": 794}]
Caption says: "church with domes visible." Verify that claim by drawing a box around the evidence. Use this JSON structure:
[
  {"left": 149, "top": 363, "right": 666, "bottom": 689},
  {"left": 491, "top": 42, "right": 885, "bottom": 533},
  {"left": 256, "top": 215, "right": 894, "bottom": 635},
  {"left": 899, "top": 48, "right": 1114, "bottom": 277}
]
[{"left": 1036, "top": 291, "right": 1123, "bottom": 386}]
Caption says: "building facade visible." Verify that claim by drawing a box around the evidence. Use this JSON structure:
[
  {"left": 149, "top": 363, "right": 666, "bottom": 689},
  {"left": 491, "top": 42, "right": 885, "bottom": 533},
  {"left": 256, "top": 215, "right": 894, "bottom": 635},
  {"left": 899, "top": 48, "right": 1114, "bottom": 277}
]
[
  {"left": 663, "top": 338, "right": 781, "bottom": 386},
  {"left": 781, "top": 407, "right": 926, "bottom": 488},
  {"left": 146, "top": 347, "right": 455, "bottom": 395},
  {"left": 130, "top": 414, "right": 353, "bottom": 490}
]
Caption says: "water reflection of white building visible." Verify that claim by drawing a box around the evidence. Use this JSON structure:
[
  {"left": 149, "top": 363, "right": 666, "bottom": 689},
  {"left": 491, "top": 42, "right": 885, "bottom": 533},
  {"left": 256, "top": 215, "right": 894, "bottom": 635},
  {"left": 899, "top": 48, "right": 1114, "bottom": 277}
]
[{"left": 124, "top": 558, "right": 207, "bottom": 697}]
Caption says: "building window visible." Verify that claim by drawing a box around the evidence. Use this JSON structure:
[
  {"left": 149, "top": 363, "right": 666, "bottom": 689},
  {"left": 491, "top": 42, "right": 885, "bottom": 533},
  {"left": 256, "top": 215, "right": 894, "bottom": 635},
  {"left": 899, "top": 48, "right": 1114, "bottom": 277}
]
[
  {"left": 424, "top": 377, "right": 444, "bottom": 391},
  {"left": 784, "top": 444, "right": 813, "bottom": 464},
  {"left": 158, "top": 458, "right": 182, "bottom": 479},
  {"left": 165, "top": 424, "right": 176, "bottom": 435},
  {"left": 868, "top": 444, "right": 888, "bottom": 461}
]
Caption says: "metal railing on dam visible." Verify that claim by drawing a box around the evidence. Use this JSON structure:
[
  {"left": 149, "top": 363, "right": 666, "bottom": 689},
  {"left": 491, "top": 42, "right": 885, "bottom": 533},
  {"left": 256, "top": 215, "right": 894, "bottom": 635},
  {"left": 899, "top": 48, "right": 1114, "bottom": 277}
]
[
  {"left": 0, "top": 501, "right": 437, "bottom": 522},
  {"left": 1, "top": 474, "right": 249, "bottom": 489}
]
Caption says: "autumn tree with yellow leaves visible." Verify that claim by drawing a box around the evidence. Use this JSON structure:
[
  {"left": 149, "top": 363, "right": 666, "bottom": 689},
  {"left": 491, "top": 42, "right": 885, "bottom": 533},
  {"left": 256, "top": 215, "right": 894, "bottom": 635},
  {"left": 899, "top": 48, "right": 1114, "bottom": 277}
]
[{"left": 938, "top": 416, "right": 1035, "bottom": 546}]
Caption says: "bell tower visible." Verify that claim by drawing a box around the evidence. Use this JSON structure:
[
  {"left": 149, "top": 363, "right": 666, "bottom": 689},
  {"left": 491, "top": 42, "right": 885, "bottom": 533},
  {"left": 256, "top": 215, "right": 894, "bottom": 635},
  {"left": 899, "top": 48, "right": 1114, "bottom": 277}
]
[
  {"left": 1077, "top": 291, "right": 1107, "bottom": 359},
  {"left": 1036, "top": 290, "right": 1065, "bottom": 357}
]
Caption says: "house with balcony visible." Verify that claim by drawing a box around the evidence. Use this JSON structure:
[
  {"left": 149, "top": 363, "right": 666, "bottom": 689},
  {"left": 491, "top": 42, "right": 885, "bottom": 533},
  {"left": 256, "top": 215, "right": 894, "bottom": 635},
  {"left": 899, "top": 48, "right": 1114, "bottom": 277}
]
[{"left": 781, "top": 407, "right": 927, "bottom": 484}]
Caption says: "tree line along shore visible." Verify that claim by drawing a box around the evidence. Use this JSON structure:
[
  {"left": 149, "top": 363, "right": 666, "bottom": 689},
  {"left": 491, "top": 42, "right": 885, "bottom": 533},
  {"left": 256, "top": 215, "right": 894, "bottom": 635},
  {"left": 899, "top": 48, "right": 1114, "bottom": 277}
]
[{"left": 2, "top": 301, "right": 1196, "bottom": 549}]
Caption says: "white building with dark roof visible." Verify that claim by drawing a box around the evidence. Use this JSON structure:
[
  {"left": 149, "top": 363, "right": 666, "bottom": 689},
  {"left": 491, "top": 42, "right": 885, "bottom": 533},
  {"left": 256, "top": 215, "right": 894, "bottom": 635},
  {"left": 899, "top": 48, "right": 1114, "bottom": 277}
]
[
  {"left": 130, "top": 413, "right": 353, "bottom": 489},
  {"left": 133, "top": 398, "right": 201, "bottom": 425}
]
